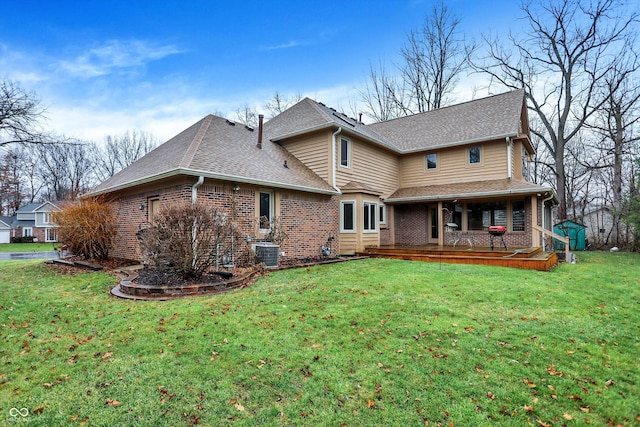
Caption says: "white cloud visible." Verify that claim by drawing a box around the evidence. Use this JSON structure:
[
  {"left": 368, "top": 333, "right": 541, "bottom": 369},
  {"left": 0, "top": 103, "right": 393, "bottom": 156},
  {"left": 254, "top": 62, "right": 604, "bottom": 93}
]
[{"left": 59, "top": 39, "right": 183, "bottom": 78}]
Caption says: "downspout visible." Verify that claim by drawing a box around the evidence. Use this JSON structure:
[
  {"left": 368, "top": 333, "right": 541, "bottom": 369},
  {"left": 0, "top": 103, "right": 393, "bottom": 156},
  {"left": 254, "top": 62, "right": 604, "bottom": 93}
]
[
  {"left": 191, "top": 175, "right": 205, "bottom": 270},
  {"left": 331, "top": 127, "right": 342, "bottom": 193},
  {"left": 191, "top": 175, "right": 204, "bottom": 204},
  {"left": 541, "top": 192, "right": 554, "bottom": 251},
  {"left": 506, "top": 137, "right": 512, "bottom": 179}
]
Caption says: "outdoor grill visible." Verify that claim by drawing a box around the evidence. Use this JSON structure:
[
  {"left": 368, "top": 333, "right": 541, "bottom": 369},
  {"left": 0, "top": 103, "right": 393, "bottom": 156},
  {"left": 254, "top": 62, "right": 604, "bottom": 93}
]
[{"left": 488, "top": 225, "right": 508, "bottom": 250}]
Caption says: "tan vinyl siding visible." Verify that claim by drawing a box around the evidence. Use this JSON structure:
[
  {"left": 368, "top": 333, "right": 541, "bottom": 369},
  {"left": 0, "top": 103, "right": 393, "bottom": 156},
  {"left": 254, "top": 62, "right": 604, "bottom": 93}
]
[
  {"left": 280, "top": 131, "right": 331, "bottom": 182},
  {"left": 399, "top": 141, "right": 509, "bottom": 187},
  {"left": 512, "top": 140, "right": 523, "bottom": 179},
  {"left": 336, "top": 136, "right": 400, "bottom": 197}
]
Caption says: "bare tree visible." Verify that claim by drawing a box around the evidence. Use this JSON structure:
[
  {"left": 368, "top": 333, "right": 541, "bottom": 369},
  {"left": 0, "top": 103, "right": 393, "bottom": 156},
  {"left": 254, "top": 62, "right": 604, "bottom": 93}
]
[
  {"left": 0, "top": 149, "right": 23, "bottom": 215},
  {"left": 93, "top": 130, "right": 158, "bottom": 181},
  {"left": 37, "top": 139, "right": 95, "bottom": 200},
  {"left": 399, "top": 1, "right": 476, "bottom": 113},
  {"left": 472, "top": 0, "right": 638, "bottom": 220},
  {"left": 263, "top": 92, "right": 302, "bottom": 118},
  {"left": 234, "top": 104, "right": 258, "bottom": 127},
  {"left": 360, "top": 61, "right": 404, "bottom": 122},
  {"left": 360, "top": 1, "right": 475, "bottom": 121},
  {"left": 0, "top": 80, "right": 47, "bottom": 147}
]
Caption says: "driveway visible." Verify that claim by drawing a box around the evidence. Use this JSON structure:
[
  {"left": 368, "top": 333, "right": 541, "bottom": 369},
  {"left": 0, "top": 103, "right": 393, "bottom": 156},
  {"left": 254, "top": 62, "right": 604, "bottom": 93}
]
[{"left": 0, "top": 251, "right": 59, "bottom": 260}]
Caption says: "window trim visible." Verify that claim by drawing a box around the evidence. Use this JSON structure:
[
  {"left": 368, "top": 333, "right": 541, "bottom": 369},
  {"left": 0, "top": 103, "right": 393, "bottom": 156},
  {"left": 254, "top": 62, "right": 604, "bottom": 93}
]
[
  {"left": 379, "top": 204, "right": 386, "bottom": 225},
  {"left": 23, "top": 227, "right": 33, "bottom": 237},
  {"left": 363, "top": 201, "right": 378, "bottom": 233},
  {"left": 340, "top": 200, "right": 356, "bottom": 233},
  {"left": 259, "top": 190, "right": 274, "bottom": 233},
  {"left": 468, "top": 146, "right": 481, "bottom": 165},
  {"left": 426, "top": 152, "right": 438, "bottom": 170},
  {"left": 340, "top": 137, "right": 351, "bottom": 168}
]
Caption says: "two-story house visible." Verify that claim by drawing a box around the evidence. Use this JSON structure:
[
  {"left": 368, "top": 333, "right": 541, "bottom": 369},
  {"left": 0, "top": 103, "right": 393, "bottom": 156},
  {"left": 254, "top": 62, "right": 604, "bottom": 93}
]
[
  {"left": 88, "top": 89, "right": 556, "bottom": 263},
  {"left": 0, "top": 202, "right": 61, "bottom": 243}
]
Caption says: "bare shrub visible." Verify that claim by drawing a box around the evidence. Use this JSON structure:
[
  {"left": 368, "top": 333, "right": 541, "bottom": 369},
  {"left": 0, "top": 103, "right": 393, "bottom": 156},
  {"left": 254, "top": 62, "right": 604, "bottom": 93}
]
[
  {"left": 137, "top": 202, "right": 240, "bottom": 280},
  {"left": 53, "top": 198, "right": 116, "bottom": 260}
]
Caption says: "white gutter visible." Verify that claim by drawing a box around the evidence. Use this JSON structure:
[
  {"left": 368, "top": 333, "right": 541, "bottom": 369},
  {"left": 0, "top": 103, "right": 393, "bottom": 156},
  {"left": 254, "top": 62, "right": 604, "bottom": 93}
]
[
  {"left": 191, "top": 175, "right": 204, "bottom": 204},
  {"left": 506, "top": 136, "right": 512, "bottom": 179},
  {"left": 331, "top": 127, "right": 342, "bottom": 193},
  {"left": 86, "top": 168, "right": 340, "bottom": 198},
  {"left": 385, "top": 187, "right": 554, "bottom": 204}
]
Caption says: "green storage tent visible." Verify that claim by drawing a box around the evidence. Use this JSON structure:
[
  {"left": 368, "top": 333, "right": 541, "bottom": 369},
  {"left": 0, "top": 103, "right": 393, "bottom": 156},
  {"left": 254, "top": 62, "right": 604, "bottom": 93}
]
[{"left": 553, "top": 220, "right": 586, "bottom": 251}]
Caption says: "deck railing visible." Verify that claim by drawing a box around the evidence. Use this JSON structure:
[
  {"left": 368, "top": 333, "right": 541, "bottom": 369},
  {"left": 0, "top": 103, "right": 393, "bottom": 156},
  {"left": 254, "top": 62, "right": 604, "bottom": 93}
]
[{"left": 532, "top": 224, "right": 570, "bottom": 262}]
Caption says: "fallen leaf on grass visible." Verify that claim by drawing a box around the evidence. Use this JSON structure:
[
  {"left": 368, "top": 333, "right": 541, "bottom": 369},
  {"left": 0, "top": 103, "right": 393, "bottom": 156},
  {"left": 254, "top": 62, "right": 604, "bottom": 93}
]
[
  {"left": 101, "top": 352, "right": 113, "bottom": 360},
  {"left": 486, "top": 391, "right": 496, "bottom": 399},
  {"left": 523, "top": 378, "right": 536, "bottom": 388},
  {"left": 234, "top": 403, "right": 245, "bottom": 411},
  {"left": 105, "top": 398, "right": 120, "bottom": 406},
  {"left": 524, "top": 404, "right": 534, "bottom": 413},
  {"left": 580, "top": 406, "right": 591, "bottom": 413},
  {"left": 563, "top": 413, "right": 573, "bottom": 420},
  {"left": 367, "top": 399, "right": 376, "bottom": 409}
]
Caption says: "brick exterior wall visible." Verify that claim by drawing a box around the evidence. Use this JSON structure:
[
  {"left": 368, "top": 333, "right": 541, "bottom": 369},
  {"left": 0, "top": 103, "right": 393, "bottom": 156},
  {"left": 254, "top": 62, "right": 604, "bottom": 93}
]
[
  {"left": 280, "top": 193, "right": 340, "bottom": 258},
  {"left": 394, "top": 204, "right": 427, "bottom": 245},
  {"left": 108, "top": 179, "right": 339, "bottom": 262}
]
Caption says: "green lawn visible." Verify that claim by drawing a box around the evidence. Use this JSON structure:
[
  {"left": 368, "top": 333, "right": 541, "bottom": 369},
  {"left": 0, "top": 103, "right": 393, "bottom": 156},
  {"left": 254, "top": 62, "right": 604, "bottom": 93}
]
[
  {"left": 0, "top": 242, "right": 59, "bottom": 252},
  {"left": 1, "top": 253, "right": 638, "bottom": 426}
]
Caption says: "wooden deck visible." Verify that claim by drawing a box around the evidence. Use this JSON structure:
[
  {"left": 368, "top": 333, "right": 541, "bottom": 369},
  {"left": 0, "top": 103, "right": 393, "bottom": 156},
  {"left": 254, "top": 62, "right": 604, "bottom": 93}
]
[{"left": 360, "top": 245, "right": 559, "bottom": 271}]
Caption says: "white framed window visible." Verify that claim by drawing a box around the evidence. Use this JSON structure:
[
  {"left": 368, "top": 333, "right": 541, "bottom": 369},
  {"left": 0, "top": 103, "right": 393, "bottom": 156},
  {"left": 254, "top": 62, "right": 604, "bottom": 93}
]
[
  {"left": 23, "top": 227, "right": 33, "bottom": 237},
  {"left": 468, "top": 146, "right": 481, "bottom": 164},
  {"left": 259, "top": 190, "right": 274, "bottom": 232},
  {"left": 340, "top": 137, "right": 351, "bottom": 168},
  {"left": 426, "top": 153, "right": 437, "bottom": 169},
  {"left": 340, "top": 200, "right": 356, "bottom": 232},
  {"left": 43, "top": 212, "right": 52, "bottom": 224},
  {"left": 379, "top": 204, "right": 386, "bottom": 225},
  {"left": 46, "top": 228, "right": 58, "bottom": 242},
  {"left": 363, "top": 201, "right": 377, "bottom": 232}
]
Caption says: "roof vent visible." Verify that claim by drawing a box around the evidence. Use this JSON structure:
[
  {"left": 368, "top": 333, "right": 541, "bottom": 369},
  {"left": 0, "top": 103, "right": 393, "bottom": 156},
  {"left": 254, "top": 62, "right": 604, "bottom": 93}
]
[
  {"left": 226, "top": 120, "right": 236, "bottom": 126},
  {"left": 245, "top": 125, "right": 254, "bottom": 131}
]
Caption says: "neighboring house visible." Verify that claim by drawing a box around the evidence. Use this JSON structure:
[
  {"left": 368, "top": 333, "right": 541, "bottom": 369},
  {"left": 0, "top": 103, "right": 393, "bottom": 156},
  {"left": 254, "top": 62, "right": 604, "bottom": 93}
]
[
  {"left": 582, "top": 206, "right": 633, "bottom": 249},
  {"left": 88, "top": 89, "right": 557, "bottom": 262},
  {"left": 0, "top": 202, "right": 61, "bottom": 243},
  {"left": 0, "top": 217, "right": 11, "bottom": 244}
]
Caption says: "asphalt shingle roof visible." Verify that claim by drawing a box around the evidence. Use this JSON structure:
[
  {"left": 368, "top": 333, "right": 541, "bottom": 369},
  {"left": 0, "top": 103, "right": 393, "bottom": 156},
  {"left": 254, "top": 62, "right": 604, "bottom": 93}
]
[
  {"left": 386, "top": 178, "right": 553, "bottom": 202},
  {"left": 368, "top": 89, "right": 526, "bottom": 152},
  {"left": 89, "top": 89, "right": 529, "bottom": 196},
  {"left": 90, "top": 115, "right": 337, "bottom": 195}
]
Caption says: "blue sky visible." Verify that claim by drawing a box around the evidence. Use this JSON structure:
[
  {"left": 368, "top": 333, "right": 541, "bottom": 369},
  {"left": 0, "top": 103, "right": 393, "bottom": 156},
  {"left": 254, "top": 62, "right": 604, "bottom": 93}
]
[{"left": 1, "top": 1, "right": 552, "bottom": 142}]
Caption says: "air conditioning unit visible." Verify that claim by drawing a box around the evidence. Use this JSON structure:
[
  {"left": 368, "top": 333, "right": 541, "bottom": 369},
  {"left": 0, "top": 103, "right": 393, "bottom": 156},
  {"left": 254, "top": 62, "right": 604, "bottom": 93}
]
[{"left": 253, "top": 243, "right": 279, "bottom": 267}]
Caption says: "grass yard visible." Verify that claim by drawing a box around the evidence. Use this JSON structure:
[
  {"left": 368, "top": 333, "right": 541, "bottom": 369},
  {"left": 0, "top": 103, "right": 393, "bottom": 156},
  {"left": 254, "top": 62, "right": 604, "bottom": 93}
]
[
  {"left": 0, "top": 242, "right": 59, "bottom": 253},
  {"left": 0, "top": 253, "right": 638, "bottom": 426}
]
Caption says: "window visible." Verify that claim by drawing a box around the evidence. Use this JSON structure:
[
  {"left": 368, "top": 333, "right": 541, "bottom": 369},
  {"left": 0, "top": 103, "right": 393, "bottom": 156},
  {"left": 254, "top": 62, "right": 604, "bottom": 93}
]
[
  {"left": 341, "top": 201, "right": 355, "bottom": 232},
  {"left": 467, "top": 202, "right": 507, "bottom": 230},
  {"left": 522, "top": 148, "right": 530, "bottom": 180},
  {"left": 148, "top": 197, "right": 160, "bottom": 225},
  {"left": 468, "top": 146, "right": 481, "bottom": 164},
  {"left": 340, "top": 137, "right": 350, "bottom": 168},
  {"left": 259, "top": 191, "right": 274, "bottom": 231},
  {"left": 426, "top": 153, "right": 437, "bottom": 169},
  {"left": 23, "top": 227, "right": 33, "bottom": 237},
  {"left": 43, "top": 213, "right": 52, "bottom": 223},
  {"left": 363, "top": 201, "right": 377, "bottom": 232},
  {"left": 46, "top": 228, "right": 58, "bottom": 242},
  {"left": 379, "top": 204, "right": 386, "bottom": 225},
  {"left": 512, "top": 200, "right": 525, "bottom": 231}
]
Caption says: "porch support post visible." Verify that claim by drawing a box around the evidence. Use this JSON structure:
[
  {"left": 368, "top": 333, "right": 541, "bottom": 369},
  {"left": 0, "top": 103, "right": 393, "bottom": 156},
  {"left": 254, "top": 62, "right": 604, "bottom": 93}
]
[
  {"left": 438, "top": 201, "right": 444, "bottom": 246},
  {"left": 531, "top": 196, "right": 539, "bottom": 247}
]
